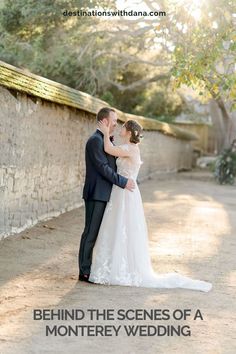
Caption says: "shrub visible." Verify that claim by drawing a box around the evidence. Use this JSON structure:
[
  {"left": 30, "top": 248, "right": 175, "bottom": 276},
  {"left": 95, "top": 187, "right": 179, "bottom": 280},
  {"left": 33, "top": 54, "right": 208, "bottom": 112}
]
[{"left": 213, "top": 140, "right": 236, "bottom": 185}]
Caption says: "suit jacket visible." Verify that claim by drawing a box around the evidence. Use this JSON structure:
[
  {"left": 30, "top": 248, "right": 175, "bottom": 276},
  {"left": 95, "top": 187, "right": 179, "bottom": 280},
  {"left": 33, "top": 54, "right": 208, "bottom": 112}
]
[{"left": 82, "top": 129, "right": 128, "bottom": 202}]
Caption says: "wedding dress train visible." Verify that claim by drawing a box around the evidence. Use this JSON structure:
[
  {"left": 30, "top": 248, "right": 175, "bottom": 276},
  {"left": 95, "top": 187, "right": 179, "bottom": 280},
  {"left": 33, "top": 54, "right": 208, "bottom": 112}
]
[{"left": 89, "top": 143, "right": 212, "bottom": 292}]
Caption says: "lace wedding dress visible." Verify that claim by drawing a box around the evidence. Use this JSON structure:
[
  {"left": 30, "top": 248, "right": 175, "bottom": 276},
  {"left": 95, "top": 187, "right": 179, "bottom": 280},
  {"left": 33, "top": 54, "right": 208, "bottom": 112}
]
[{"left": 89, "top": 143, "right": 212, "bottom": 292}]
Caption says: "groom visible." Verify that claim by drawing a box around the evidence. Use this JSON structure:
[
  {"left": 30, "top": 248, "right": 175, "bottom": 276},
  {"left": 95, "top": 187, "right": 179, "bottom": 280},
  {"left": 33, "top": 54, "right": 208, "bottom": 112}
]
[{"left": 78, "top": 107, "right": 135, "bottom": 282}]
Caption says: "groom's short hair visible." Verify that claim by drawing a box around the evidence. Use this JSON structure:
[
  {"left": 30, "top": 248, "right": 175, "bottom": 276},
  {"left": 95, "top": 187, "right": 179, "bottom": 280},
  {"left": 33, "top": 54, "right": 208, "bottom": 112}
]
[{"left": 96, "top": 107, "right": 115, "bottom": 122}]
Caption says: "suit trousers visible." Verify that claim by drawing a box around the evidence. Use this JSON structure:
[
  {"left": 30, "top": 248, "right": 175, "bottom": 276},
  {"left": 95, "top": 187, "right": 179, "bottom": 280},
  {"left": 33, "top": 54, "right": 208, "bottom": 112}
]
[{"left": 78, "top": 199, "right": 107, "bottom": 275}]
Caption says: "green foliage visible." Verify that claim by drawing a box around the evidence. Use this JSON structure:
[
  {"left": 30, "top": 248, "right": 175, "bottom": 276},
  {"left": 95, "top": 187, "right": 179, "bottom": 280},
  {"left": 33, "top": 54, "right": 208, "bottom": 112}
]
[
  {"left": 0, "top": 0, "right": 116, "bottom": 94},
  {"left": 170, "top": 0, "right": 236, "bottom": 110},
  {"left": 1, "top": 0, "right": 234, "bottom": 121},
  {"left": 0, "top": 0, "right": 183, "bottom": 117},
  {"left": 213, "top": 140, "right": 236, "bottom": 184},
  {"left": 132, "top": 83, "right": 183, "bottom": 122},
  {"left": 99, "top": 71, "right": 183, "bottom": 121},
  {"left": 101, "top": 67, "right": 146, "bottom": 112},
  {"left": 100, "top": 91, "right": 115, "bottom": 106}
]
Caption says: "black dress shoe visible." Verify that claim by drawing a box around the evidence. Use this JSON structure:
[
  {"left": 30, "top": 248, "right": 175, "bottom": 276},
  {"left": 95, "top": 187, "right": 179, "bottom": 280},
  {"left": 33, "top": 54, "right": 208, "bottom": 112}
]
[{"left": 78, "top": 274, "right": 93, "bottom": 283}]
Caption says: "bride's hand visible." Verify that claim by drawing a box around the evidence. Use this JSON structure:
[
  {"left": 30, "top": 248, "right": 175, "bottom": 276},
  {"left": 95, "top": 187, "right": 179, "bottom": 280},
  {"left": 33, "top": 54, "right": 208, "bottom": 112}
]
[{"left": 98, "top": 120, "right": 110, "bottom": 135}]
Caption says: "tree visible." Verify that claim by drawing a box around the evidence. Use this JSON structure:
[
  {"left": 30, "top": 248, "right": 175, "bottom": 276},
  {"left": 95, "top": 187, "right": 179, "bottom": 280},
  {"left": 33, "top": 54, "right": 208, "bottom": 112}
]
[
  {"left": 0, "top": 0, "right": 235, "bottom": 142},
  {"left": 168, "top": 0, "right": 236, "bottom": 147}
]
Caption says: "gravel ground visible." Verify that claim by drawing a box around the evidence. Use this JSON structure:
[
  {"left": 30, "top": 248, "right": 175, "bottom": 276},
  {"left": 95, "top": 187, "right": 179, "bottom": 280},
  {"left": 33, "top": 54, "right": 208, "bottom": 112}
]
[{"left": 0, "top": 170, "right": 235, "bottom": 354}]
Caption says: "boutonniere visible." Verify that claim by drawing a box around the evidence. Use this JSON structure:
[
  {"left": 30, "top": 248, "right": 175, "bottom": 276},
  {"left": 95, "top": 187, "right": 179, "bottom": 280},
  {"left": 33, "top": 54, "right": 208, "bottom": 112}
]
[{"left": 109, "top": 135, "right": 114, "bottom": 143}]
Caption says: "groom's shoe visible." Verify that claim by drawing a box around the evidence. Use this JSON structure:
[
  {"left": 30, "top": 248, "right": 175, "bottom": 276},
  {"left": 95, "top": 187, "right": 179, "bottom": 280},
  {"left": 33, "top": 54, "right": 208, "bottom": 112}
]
[{"left": 78, "top": 274, "right": 93, "bottom": 283}]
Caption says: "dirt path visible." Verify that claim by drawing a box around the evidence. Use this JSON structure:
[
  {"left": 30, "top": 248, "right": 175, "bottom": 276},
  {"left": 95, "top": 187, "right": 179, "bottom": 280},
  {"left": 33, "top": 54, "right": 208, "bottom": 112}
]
[{"left": 0, "top": 170, "right": 235, "bottom": 354}]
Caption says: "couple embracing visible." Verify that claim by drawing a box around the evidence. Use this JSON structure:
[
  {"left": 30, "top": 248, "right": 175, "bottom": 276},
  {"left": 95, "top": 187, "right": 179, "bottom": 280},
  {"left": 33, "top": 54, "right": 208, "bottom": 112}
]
[{"left": 78, "top": 107, "right": 212, "bottom": 292}]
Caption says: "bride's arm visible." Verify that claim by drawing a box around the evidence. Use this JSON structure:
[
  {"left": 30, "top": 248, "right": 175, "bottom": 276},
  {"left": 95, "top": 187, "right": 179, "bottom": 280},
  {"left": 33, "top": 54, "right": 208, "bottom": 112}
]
[
  {"left": 98, "top": 122, "right": 131, "bottom": 158},
  {"left": 103, "top": 132, "right": 130, "bottom": 157}
]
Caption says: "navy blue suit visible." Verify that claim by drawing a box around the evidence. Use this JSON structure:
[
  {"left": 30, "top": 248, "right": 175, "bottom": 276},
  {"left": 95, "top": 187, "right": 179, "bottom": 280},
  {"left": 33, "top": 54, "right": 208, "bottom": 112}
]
[
  {"left": 79, "top": 129, "right": 128, "bottom": 275},
  {"left": 83, "top": 129, "right": 128, "bottom": 201}
]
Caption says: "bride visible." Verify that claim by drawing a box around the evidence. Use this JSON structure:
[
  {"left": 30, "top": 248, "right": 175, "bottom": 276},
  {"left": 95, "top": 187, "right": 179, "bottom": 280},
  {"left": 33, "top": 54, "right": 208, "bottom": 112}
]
[{"left": 89, "top": 119, "right": 212, "bottom": 292}]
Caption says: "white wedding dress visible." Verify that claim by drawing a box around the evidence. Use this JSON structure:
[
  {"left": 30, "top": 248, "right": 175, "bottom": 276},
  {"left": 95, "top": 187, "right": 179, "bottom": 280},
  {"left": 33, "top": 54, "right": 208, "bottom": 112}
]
[{"left": 89, "top": 143, "right": 212, "bottom": 292}]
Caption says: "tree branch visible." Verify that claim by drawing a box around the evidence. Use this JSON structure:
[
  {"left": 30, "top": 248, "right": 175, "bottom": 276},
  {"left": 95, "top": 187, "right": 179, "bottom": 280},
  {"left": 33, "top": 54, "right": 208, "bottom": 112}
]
[{"left": 107, "top": 73, "right": 170, "bottom": 91}]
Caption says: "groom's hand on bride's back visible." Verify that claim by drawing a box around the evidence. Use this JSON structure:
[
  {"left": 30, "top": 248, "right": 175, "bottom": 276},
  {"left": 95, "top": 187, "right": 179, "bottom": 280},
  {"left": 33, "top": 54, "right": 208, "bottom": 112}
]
[{"left": 125, "top": 178, "right": 135, "bottom": 191}]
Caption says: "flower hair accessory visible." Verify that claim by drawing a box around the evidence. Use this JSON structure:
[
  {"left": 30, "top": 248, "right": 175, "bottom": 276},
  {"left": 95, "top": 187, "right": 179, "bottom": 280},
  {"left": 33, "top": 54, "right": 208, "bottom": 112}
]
[{"left": 134, "top": 130, "right": 144, "bottom": 139}]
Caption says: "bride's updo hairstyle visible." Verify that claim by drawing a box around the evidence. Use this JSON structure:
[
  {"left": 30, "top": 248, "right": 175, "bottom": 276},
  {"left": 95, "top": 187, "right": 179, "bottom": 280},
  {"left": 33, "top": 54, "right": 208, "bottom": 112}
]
[{"left": 124, "top": 120, "right": 143, "bottom": 144}]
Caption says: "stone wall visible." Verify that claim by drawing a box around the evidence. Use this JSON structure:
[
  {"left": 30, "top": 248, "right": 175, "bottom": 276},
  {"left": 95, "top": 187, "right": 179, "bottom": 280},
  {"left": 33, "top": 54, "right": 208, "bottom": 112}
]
[
  {"left": 0, "top": 85, "right": 193, "bottom": 239},
  {"left": 173, "top": 122, "right": 212, "bottom": 154}
]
